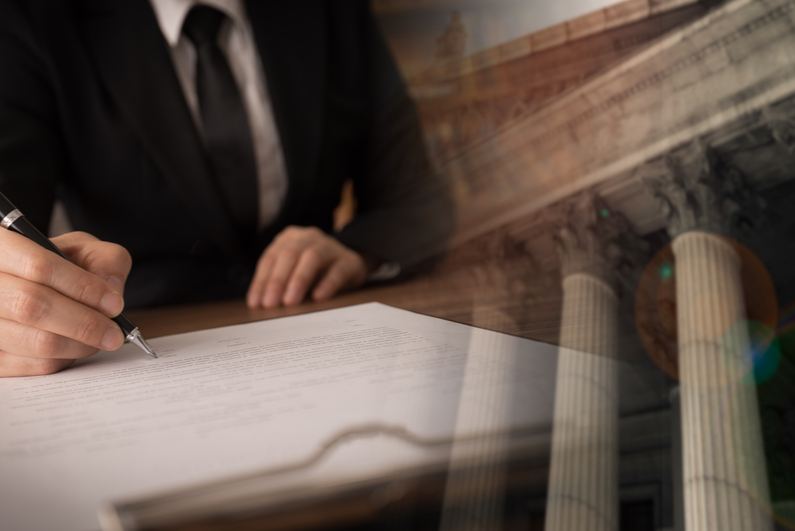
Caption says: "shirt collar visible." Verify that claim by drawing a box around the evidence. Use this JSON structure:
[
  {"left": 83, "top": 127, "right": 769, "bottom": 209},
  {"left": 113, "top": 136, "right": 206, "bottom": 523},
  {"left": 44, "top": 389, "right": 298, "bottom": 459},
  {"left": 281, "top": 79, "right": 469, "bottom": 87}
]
[{"left": 149, "top": 0, "right": 247, "bottom": 46}]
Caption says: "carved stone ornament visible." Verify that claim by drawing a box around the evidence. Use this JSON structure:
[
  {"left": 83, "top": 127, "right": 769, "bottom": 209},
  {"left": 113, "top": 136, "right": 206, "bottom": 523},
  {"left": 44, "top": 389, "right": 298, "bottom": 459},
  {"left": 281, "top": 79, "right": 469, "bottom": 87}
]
[
  {"left": 545, "top": 190, "right": 648, "bottom": 290},
  {"left": 435, "top": 11, "right": 468, "bottom": 62},
  {"left": 763, "top": 105, "right": 795, "bottom": 153},
  {"left": 638, "top": 140, "right": 765, "bottom": 239}
]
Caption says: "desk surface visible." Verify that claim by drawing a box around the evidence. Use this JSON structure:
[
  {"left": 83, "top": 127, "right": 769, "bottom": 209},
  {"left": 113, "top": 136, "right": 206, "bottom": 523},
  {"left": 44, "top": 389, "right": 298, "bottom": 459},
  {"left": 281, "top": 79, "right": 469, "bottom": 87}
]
[{"left": 125, "top": 268, "right": 564, "bottom": 346}]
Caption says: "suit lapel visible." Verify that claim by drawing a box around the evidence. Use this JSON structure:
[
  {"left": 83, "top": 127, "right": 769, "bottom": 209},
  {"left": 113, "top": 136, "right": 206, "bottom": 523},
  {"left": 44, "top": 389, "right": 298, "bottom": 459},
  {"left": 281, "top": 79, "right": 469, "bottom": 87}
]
[
  {"left": 76, "top": 0, "right": 238, "bottom": 255},
  {"left": 245, "top": 2, "right": 327, "bottom": 241}
]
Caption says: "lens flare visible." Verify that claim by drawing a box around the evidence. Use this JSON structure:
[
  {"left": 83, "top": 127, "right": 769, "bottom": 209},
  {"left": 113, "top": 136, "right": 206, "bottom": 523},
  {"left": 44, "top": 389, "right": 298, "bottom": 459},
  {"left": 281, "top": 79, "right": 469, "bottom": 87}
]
[
  {"left": 635, "top": 239, "right": 778, "bottom": 383},
  {"left": 718, "top": 320, "right": 781, "bottom": 385}
]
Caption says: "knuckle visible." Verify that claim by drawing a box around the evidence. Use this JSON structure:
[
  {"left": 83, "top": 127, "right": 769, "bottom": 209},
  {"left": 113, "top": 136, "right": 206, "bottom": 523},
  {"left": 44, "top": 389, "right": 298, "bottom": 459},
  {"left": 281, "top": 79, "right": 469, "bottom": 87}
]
[
  {"left": 267, "top": 274, "right": 286, "bottom": 288},
  {"left": 11, "top": 287, "right": 51, "bottom": 327},
  {"left": 276, "top": 226, "right": 301, "bottom": 240},
  {"left": 282, "top": 225, "right": 318, "bottom": 241},
  {"left": 323, "top": 268, "right": 344, "bottom": 287},
  {"left": 268, "top": 242, "right": 291, "bottom": 257},
  {"left": 342, "top": 248, "right": 359, "bottom": 261},
  {"left": 28, "top": 358, "right": 70, "bottom": 377},
  {"left": 302, "top": 247, "right": 322, "bottom": 264},
  {"left": 291, "top": 269, "right": 313, "bottom": 286},
  {"left": 106, "top": 243, "right": 133, "bottom": 272},
  {"left": 280, "top": 249, "right": 299, "bottom": 263},
  {"left": 72, "top": 278, "right": 100, "bottom": 303},
  {"left": 257, "top": 252, "right": 275, "bottom": 269},
  {"left": 20, "top": 252, "right": 55, "bottom": 285},
  {"left": 31, "top": 329, "right": 67, "bottom": 358},
  {"left": 305, "top": 227, "right": 326, "bottom": 242},
  {"left": 73, "top": 315, "right": 103, "bottom": 345},
  {"left": 81, "top": 240, "right": 131, "bottom": 274}
]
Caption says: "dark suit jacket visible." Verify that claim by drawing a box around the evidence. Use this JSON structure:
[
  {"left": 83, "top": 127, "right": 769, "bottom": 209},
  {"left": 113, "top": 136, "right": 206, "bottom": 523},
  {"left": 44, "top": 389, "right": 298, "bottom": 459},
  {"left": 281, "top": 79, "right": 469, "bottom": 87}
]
[{"left": 0, "top": 0, "right": 454, "bottom": 307}]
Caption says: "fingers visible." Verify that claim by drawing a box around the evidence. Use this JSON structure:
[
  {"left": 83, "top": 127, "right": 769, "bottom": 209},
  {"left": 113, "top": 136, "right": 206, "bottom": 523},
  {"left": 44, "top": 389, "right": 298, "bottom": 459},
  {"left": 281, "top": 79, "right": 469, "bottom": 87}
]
[
  {"left": 311, "top": 253, "right": 366, "bottom": 302},
  {"left": 0, "top": 318, "right": 101, "bottom": 360},
  {"left": 0, "top": 350, "right": 74, "bottom": 378},
  {"left": 247, "top": 226, "right": 367, "bottom": 309},
  {"left": 267, "top": 247, "right": 304, "bottom": 307},
  {"left": 0, "top": 230, "right": 129, "bottom": 316},
  {"left": 52, "top": 232, "right": 133, "bottom": 296},
  {"left": 0, "top": 230, "right": 132, "bottom": 378},
  {"left": 247, "top": 253, "right": 275, "bottom": 308},
  {"left": 0, "top": 273, "right": 125, "bottom": 352}
]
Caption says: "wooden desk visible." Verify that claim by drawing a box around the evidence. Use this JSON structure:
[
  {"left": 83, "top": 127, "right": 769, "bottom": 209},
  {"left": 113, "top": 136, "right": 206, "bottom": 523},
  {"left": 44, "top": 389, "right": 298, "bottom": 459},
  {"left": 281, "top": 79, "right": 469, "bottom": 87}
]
[{"left": 124, "top": 268, "right": 563, "bottom": 346}]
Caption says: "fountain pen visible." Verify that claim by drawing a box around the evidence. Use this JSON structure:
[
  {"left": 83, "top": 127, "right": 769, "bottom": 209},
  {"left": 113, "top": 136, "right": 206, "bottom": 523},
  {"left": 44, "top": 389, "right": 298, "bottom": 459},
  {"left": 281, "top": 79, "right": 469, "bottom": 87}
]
[{"left": 0, "top": 192, "right": 157, "bottom": 359}]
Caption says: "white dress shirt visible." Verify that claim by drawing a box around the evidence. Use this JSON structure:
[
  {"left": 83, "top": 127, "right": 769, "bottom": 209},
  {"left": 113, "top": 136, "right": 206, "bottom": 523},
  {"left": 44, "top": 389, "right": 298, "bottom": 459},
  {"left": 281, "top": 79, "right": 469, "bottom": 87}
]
[{"left": 149, "top": 0, "right": 287, "bottom": 230}]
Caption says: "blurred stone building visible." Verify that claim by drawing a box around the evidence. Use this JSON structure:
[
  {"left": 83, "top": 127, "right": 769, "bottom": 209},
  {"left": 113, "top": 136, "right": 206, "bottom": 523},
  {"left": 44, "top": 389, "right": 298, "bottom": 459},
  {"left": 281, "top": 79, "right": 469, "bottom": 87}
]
[{"left": 375, "top": 0, "right": 795, "bottom": 529}]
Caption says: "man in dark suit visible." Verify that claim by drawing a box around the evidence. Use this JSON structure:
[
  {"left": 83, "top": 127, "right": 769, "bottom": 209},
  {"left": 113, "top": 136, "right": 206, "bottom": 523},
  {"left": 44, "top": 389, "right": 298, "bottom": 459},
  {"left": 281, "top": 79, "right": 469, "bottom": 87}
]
[{"left": 0, "top": 0, "right": 454, "bottom": 377}]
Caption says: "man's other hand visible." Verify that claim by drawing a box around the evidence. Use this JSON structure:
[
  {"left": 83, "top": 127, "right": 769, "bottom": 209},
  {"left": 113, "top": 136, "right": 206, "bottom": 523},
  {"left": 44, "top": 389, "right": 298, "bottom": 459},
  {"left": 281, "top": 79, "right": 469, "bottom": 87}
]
[
  {"left": 247, "top": 226, "right": 367, "bottom": 309},
  {"left": 0, "top": 231, "right": 132, "bottom": 377}
]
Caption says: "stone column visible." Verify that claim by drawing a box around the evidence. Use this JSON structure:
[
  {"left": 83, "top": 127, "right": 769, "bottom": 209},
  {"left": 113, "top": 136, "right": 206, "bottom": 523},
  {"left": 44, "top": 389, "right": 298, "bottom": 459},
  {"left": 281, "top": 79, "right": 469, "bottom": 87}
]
[
  {"left": 544, "top": 192, "right": 643, "bottom": 531},
  {"left": 438, "top": 326, "right": 520, "bottom": 531},
  {"left": 641, "top": 141, "right": 772, "bottom": 531},
  {"left": 669, "top": 385, "right": 685, "bottom": 531}
]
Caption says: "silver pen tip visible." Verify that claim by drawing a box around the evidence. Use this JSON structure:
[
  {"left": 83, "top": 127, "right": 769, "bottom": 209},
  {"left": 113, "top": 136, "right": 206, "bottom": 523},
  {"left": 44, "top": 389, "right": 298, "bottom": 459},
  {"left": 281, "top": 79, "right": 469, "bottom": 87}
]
[
  {"left": 127, "top": 329, "right": 158, "bottom": 359},
  {"left": 141, "top": 339, "right": 158, "bottom": 359}
]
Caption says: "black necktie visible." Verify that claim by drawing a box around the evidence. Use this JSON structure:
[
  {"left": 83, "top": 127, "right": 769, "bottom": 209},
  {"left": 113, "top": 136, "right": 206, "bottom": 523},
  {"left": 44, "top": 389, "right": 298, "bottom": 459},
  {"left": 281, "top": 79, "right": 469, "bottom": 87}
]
[{"left": 183, "top": 5, "right": 258, "bottom": 234}]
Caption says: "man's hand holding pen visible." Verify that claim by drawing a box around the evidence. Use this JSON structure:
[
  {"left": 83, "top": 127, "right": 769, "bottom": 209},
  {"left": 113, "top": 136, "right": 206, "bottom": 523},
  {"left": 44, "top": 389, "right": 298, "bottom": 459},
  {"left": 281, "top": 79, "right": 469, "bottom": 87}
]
[
  {"left": 0, "top": 230, "right": 132, "bottom": 377},
  {"left": 0, "top": 190, "right": 373, "bottom": 377}
]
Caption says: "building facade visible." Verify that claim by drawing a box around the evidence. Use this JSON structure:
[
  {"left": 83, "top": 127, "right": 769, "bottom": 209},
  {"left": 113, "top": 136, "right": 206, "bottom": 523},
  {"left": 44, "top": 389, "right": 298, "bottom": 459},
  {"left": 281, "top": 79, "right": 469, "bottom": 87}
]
[{"left": 376, "top": 0, "right": 795, "bottom": 528}]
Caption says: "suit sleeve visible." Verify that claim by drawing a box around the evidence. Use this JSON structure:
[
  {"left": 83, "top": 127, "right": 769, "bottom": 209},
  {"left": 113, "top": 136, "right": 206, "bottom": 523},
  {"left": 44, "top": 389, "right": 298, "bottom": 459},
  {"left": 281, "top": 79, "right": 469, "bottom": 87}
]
[
  {"left": 0, "top": 1, "right": 64, "bottom": 231},
  {"left": 334, "top": 3, "right": 456, "bottom": 278}
]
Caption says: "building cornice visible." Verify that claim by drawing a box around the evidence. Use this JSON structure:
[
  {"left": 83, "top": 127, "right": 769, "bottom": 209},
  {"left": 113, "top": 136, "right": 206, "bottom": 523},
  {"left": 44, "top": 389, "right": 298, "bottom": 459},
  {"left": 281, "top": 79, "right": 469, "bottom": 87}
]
[
  {"left": 408, "top": 0, "right": 715, "bottom": 85},
  {"left": 445, "top": 0, "right": 795, "bottom": 245}
]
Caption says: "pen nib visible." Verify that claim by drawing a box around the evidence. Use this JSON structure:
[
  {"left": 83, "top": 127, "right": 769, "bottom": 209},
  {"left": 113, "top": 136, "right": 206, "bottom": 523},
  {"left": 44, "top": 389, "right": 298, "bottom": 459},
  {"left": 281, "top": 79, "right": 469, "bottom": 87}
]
[
  {"left": 141, "top": 339, "right": 158, "bottom": 359},
  {"left": 127, "top": 329, "right": 158, "bottom": 359}
]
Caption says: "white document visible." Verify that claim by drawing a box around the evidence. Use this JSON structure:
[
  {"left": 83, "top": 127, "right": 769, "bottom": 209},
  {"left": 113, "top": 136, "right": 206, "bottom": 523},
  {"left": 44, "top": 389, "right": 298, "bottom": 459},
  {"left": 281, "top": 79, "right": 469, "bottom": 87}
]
[{"left": 0, "top": 303, "right": 558, "bottom": 531}]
